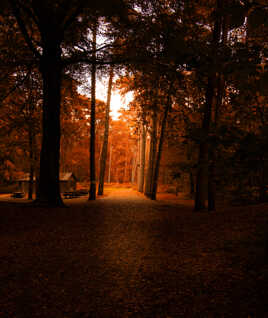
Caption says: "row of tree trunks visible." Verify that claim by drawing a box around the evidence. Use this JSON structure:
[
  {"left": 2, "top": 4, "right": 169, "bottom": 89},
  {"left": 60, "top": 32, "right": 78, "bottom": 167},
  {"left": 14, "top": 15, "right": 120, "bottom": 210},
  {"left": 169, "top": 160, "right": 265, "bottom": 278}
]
[
  {"left": 140, "top": 87, "right": 172, "bottom": 200},
  {"left": 98, "top": 66, "right": 114, "bottom": 195}
]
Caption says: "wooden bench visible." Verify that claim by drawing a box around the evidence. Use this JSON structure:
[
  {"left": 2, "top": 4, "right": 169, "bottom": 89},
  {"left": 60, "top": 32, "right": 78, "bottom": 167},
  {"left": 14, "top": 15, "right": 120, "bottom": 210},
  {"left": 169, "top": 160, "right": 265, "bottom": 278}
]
[
  {"left": 63, "top": 190, "right": 88, "bottom": 199},
  {"left": 11, "top": 192, "right": 25, "bottom": 198},
  {"left": 63, "top": 192, "right": 77, "bottom": 199}
]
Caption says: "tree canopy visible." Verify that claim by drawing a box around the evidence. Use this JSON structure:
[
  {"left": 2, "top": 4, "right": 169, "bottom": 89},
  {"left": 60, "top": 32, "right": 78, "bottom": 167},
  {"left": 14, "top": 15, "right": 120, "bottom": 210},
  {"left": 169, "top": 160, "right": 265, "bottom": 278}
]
[{"left": 1, "top": 0, "right": 268, "bottom": 208}]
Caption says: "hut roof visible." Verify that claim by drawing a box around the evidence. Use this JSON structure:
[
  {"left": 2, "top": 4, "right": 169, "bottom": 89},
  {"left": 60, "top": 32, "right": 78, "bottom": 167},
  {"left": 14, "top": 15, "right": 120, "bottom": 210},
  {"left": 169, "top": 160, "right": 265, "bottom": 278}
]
[
  {"left": 18, "top": 172, "right": 77, "bottom": 182},
  {"left": 60, "top": 172, "right": 77, "bottom": 181}
]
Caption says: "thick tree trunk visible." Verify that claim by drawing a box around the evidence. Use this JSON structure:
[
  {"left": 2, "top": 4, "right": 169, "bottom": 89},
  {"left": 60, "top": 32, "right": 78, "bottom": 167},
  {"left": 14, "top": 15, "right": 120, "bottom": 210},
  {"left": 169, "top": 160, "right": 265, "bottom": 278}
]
[
  {"left": 89, "top": 21, "right": 97, "bottom": 200},
  {"left": 37, "top": 43, "right": 63, "bottom": 206},
  {"left": 145, "top": 108, "right": 157, "bottom": 198},
  {"left": 138, "top": 123, "right": 146, "bottom": 192},
  {"left": 98, "top": 66, "right": 113, "bottom": 195},
  {"left": 151, "top": 93, "right": 171, "bottom": 200}
]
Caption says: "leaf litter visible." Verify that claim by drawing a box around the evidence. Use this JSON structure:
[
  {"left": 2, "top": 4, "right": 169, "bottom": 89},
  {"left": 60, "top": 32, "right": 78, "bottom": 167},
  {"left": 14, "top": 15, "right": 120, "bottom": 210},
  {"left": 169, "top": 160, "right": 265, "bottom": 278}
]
[{"left": 0, "top": 189, "right": 268, "bottom": 317}]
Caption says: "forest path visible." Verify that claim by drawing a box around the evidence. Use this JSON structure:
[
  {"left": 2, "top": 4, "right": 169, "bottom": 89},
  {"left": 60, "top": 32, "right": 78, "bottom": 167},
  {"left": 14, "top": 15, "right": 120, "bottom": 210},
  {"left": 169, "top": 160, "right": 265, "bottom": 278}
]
[{"left": 0, "top": 188, "right": 268, "bottom": 317}]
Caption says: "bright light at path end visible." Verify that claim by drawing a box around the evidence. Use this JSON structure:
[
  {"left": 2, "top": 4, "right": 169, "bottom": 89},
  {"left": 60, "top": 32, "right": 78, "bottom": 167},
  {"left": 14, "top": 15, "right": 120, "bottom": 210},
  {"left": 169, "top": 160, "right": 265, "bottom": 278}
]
[
  {"left": 78, "top": 79, "right": 133, "bottom": 120},
  {"left": 110, "top": 91, "right": 133, "bottom": 119},
  {"left": 96, "top": 84, "right": 133, "bottom": 120}
]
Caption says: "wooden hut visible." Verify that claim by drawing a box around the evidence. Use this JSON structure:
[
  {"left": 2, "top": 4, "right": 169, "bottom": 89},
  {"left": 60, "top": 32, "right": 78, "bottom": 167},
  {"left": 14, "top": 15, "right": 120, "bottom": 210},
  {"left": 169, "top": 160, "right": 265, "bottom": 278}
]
[
  {"left": 17, "top": 172, "right": 77, "bottom": 194},
  {"left": 59, "top": 172, "right": 77, "bottom": 192}
]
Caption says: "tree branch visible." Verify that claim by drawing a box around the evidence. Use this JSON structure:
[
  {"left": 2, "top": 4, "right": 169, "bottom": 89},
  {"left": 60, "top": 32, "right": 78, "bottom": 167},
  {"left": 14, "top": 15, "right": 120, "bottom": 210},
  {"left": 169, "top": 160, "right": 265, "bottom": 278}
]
[
  {"left": 9, "top": 0, "right": 41, "bottom": 60},
  {"left": 0, "top": 67, "right": 32, "bottom": 104},
  {"left": 61, "top": 1, "right": 86, "bottom": 33}
]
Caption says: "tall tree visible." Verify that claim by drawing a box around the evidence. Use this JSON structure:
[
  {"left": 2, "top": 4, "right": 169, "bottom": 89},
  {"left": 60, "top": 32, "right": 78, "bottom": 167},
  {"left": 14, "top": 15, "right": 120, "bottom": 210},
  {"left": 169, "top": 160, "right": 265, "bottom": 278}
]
[
  {"left": 144, "top": 105, "right": 157, "bottom": 198},
  {"left": 6, "top": 0, "right": 129, "bottom": 206},
  {"left": 194, "top": 0, "right": 227, "bottom": 211},
  {"left": 194, "top": 0, "right": 248, "bottom": 211},
  {"left": 89, "top": 20, "right": 98, "bottom": 200},
  {"left": 98, "top": 66, "right": 114, "bottom": 195}
]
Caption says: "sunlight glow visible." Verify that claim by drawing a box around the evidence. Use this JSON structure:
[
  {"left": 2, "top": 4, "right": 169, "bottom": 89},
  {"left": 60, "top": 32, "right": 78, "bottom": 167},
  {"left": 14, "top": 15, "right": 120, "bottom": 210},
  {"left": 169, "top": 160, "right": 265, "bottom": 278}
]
[
  {"left": 96, "top": 82, "right": 133, "bottom": 120},
  {"left": 78, "top": 77, "right": 133, "bottom": 120}
]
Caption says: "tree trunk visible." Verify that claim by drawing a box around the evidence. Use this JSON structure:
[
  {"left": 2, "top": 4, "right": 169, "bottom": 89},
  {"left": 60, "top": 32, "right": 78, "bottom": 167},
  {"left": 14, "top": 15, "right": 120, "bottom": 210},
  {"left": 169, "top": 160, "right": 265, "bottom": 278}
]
[
  {"left": 151, "top": 92, "right": 172, "bottom": 200},
  {"left": 123, "top": 140, "right": 129, "bottom": 183},
  {"left": 207, "top": 72, "right": 225, "bottom": 211},
  {"left": 208, "top": 8, "right": 229, "bottom": 211},
  {"left": 194, "top": 0, "right": 222, "bottom": 211},
  {"left": 89, "top": 21, "right": 97, "bottom": 200},
  {"left": 37, "top": 42, "right": 63, "bottom": 206},
  {"left": 98, "top": 66, "right": 113, "bottom": 195},
  {"left": 259, "top": 157, "right": 267, "bottom": 202},
  {"left": 145, "top": 108, "right": 157, "bottom": 198},
  {"left": 131, "top": 153, "right": 138, "bottom": 184},
  {"left": 190, "top": 171, "right": 195, "bottom": 197},
  {"left": 108, "top": 144, "right": 112, "bottom": 183},
  {"left": 138, "top": 123, "right": 146, "bottom": 192},
  {"left": 28, "top": 126, "right": 34, "bottom": 200},
  {"left": 194, "top": 78, "right": 214, "bottom": 211}
]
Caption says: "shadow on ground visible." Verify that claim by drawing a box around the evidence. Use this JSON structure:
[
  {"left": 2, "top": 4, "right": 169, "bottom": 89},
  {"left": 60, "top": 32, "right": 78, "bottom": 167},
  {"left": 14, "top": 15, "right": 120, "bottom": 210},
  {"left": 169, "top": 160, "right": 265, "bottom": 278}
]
[{"left": 0, "top": 188, "right": 268, "bottom": 317}]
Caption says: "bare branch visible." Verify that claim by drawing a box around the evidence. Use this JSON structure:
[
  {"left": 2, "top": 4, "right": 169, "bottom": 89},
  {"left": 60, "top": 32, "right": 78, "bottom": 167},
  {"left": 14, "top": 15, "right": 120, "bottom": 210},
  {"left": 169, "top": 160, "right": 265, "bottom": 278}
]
[
  {"left": 0, "top": 67, "right": 32, "bottom": 104},
  {"left": 9, "top": 0, "right": 41, "bottom": 60}
]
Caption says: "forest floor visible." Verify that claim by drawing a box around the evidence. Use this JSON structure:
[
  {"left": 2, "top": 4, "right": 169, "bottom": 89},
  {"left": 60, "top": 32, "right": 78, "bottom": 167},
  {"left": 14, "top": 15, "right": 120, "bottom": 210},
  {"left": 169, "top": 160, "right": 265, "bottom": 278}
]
[{"left": 0, "top": 187, "right": 268, "bottom": 318}]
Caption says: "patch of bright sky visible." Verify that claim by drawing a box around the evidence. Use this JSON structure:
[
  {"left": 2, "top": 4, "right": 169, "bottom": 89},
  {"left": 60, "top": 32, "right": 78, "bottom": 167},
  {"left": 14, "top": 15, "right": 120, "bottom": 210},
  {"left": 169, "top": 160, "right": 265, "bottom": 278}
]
[
  {"left": 78, "top": 78, "right": 133, "bottom": 120},
  {"left": 77, "top": 23, "right": 134, "bottom": 119},
  {"left": 96, "top": 78, "right": 133, "bottom": 120}
]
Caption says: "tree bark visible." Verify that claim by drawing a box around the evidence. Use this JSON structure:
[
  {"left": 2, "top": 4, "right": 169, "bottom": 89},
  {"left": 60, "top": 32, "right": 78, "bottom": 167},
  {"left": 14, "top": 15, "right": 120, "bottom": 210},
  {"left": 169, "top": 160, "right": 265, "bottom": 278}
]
[
  {"left": 138, "top": 122, "right": 146, "bottom": 192},
  {"left": 37, "top": 42, "right": 63, "bottom": 206},
  {"left": 89, "top": 21, "right": 97, "bottom": 200},
  {"left": 98, "top": 66, "right": 113, "bottom": 195}
]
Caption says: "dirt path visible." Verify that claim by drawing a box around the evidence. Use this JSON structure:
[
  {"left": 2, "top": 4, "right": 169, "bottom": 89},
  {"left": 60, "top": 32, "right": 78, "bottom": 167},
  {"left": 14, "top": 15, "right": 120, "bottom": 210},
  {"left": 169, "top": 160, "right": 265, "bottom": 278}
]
[{"left": 0, "top": 188, "right": 268, "bottom": 317}]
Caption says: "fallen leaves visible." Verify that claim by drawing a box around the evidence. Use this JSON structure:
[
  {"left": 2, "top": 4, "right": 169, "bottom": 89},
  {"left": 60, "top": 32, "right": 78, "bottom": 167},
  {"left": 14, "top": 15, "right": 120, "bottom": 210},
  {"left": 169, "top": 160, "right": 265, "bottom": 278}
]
[{"left": 0, "top": 189, "right": 268, "bottom": 317}]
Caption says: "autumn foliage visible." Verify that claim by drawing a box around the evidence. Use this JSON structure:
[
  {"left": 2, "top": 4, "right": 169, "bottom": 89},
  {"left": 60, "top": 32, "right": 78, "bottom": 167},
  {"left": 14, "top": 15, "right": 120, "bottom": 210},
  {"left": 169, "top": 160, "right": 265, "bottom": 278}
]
[{"left": 0, "top": 0, "right": 267, "bottom": 209}]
